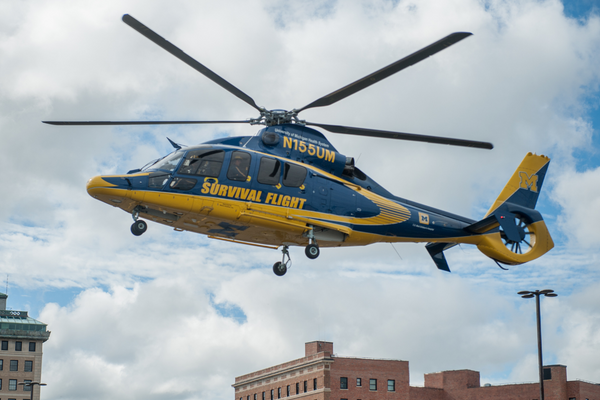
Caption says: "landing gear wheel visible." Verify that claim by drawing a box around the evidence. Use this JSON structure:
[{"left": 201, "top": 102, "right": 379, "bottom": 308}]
[
  {"left": 273, "top": 261, "right": 287, "bottom": 276},
  {"left": 305, "top": 243, "right": 320, "bottom": 259},
  {"left": 273, "top": 245, "right": 292, "bottom": 276},
  {"left": 131, "top": 220, "right": 148, "bottom": 236}
]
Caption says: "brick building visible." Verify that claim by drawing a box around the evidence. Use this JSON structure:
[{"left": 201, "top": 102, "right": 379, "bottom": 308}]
[
  {"left": 233, "top": 341, "right": 600, "bottom": 400},
  {"left": 0, "top": 293, "right": 51, "bottom": 400}
]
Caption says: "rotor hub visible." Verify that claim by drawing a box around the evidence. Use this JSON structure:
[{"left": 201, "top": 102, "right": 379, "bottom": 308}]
[{"left": 250, "top": 109, "right": 305, "bottom": 127}]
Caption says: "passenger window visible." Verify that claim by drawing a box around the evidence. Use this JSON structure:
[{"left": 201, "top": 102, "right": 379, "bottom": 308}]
[
  {"left": 283, "top": 163, "right": 306, "bottom": 187},
  {"left": 169, "top": 177, "right": 197, "bottom": 191},
  {"left": 227, "top": 151, "right": 251, "bottom": 182},
  {"left": 179, "top": 149, "right": 224, "bottom": 177},
  {"left": 258, "top": 157, "right": 281, "bottom": 185},
  {"left": 148, "top": 173, "right": 170, "bottom": 189}
]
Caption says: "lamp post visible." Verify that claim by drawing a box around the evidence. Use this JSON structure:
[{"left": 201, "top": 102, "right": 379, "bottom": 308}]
[
  {"left": 518, "top": 289, "right": 557, "bottom": 400},
  {"left": 18, "top": 381, "right": 47, "bottom": 400}
]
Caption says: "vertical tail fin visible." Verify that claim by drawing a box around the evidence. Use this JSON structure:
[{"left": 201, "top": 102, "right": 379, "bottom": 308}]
[{"left": 485, "top": 152, "right": 550, "bottom": 216}]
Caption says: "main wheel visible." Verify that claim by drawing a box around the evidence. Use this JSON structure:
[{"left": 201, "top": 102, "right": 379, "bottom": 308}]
[
  {"left": 273, "top": 261, "right": 287, "bottom": 276},
  {"left": 305, "top": 243, "right": 320, "bottom": 259},
  {"left": 131, "top": 220, "right": 148, "bottom": 236}
]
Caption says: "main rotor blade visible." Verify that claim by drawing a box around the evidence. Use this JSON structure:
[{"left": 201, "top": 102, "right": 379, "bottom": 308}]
[
  {"left": 122, "top": 14, "right": 262, "bottom": 112},
  {"left": 306, "top": 122, "right": 493, "bottom": 149},
  {"left": 43, "top": 120, "right": 251, "bottom": 126},
  {"left": 296, "top": 32, "right": 472, "bottom": 113}
]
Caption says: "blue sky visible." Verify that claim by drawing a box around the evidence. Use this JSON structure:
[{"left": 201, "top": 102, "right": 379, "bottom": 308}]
[
  {"left": 1, "top": 1, "right": 600, "bottom": 399},
  {"left": 562, "top": 0, "right": 600, "bottom": 172},
  {"left": 563, "top": 0, "right": 598, "bottom": 20}
]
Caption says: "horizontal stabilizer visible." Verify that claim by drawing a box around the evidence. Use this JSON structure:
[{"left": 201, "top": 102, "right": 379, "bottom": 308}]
[
  {"left": 426, "top": 242, "right": 457, "bottom": 272},
  {"left": 465, "top": 202, "right": 543, "bottom": 237}
]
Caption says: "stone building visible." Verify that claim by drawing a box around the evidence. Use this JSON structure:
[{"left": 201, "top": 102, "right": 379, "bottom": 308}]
[
  {"left": 233, "top": 340, "right": 600, "bottom": 400},
  {"left": 0, "top": 293, "right": 51, "bottom": 400}
]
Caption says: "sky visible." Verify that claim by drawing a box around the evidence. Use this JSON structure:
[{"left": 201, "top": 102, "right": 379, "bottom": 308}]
[{"left": 0, "top": 0, "right": 599, "bottom": 399}]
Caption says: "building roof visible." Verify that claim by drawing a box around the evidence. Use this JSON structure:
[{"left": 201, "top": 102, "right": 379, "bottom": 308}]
[{"left": 0, "top": 309, "right": 50, "bottom": 341}]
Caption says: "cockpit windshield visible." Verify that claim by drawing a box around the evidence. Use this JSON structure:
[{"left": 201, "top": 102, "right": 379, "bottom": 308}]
[{"left": 142, "top": 151, "right": 184, "bottom": 172}]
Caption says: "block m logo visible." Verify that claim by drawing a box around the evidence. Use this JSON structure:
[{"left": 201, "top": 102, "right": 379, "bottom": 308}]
[{"left": 519, "top": 171, "right": 538, "bottom": 192}]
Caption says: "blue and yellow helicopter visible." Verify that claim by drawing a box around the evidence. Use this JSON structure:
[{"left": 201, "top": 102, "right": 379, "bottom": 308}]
[{"left": 45, "top": 15, "right": 554, "bottom": 276}]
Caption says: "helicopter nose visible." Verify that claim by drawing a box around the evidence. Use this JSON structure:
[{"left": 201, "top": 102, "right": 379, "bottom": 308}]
[{"left": 86, "top": 175, "right": 118, "bottom": 197}]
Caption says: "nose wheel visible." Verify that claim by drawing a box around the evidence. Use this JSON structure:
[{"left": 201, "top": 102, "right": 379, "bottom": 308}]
[{"left": 273, "top": 246, "right": 292, "bottom": 276}]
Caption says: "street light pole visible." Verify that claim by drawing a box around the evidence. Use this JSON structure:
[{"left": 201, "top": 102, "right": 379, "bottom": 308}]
[
  {"left": 18, "top": 381, "right": 47, "bottom": 400},
  {"left": 518, "top": 289, "right": 557, "bottom": 400}
]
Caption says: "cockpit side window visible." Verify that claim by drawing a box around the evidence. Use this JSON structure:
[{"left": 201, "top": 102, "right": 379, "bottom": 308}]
[
  {"left": 179, "top": 149, "right": 225, "bottom": 178},
  {"left": 227, "top": 151, "right": 252, "bottom": 182},
  {"left": 257, "top": 157, "right": 281, "bottom": 186},
  {"left": 283, "top": 163, "right": 307, "bottom": 188},
  {"left": 169, "top": 177, "right": 197, "bottom": 191},
  {"left": 148, "top": 172, "right": 170, "bottom": 189}
]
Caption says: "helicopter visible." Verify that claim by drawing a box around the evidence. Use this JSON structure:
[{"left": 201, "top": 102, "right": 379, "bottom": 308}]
[{"left": 44, "top": 14, "right": 554, "bottom": 276}]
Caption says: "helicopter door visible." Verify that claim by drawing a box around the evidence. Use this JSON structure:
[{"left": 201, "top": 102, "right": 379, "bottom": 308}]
[{"left": 311, "top": 175, "right": 331, "bottom": 213}]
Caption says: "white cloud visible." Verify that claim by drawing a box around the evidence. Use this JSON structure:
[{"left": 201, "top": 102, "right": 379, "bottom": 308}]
[
  {"left": 553, "top": 165, "right": 600, "bottom": 248},
  {"left": 38, "top": 271, "right": 600, "bottom": 400}
]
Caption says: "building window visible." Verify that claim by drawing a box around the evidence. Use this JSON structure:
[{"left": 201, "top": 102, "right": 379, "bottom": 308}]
[
  {"left": 356, "top": 378, "right": 362, "bottom": 387},
  {"left": 24, "top": 360, "right": 33, "bottom": 372},
  {"left": 388, "top": 379, "right": 395, "bottom": 392},
  {"left": 0, "top": 359, "right": 3, "bottom": 370},
  {"left": 295, "top": 382, "right": 299, "bottom": 394},
  {"left": 9, "top": 360, "right": 18, "bottom": 371},
  {"left": 313, "top": 378, "right": 317, "bottom": 390},
  {"left": 23, "top": 380, "right": 32, "bottom": 391},
  {"left": 340, "top": 377, "right": 348, "bottom": 389},
  {"left": 247, "top": 395, "right": 249, "bottom": 400},
  {"left": 0, "top": 378, "right": 2, "bottom": 389},
  {"left": 253, "top": 394, "right": 257, "bottom": 400},
  {"left": 277, "top": 387, "right": 281, "bottom": 399},
  {"left": 369, "top": 379, "right": 377, "bottom": 391},
  {"left": 29, "top": 342, "right": 36, "bottom": 352},
  {"left": 9, "top": 379, "right": 17, "bottom": 391},
  {"left": 262, "top": 391, "right": 265, "bottom": 400},
  {"left": 543, "top": 368, "right": 552, "bottom": 380},
  {"left": 303, "top": 380, "right": 307, "bottom": 393},
  {"left": 286, "top": 385, "right": 290, "bottom": 396},
  {"left": 15, "top": 341, "right": 22, "bottom": 351},
  {"left": 1, "top": 341, "right": 7, "bottom": 350},
  {"left": 270, "top": 389, "right": 273, "bottom": 400}
]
